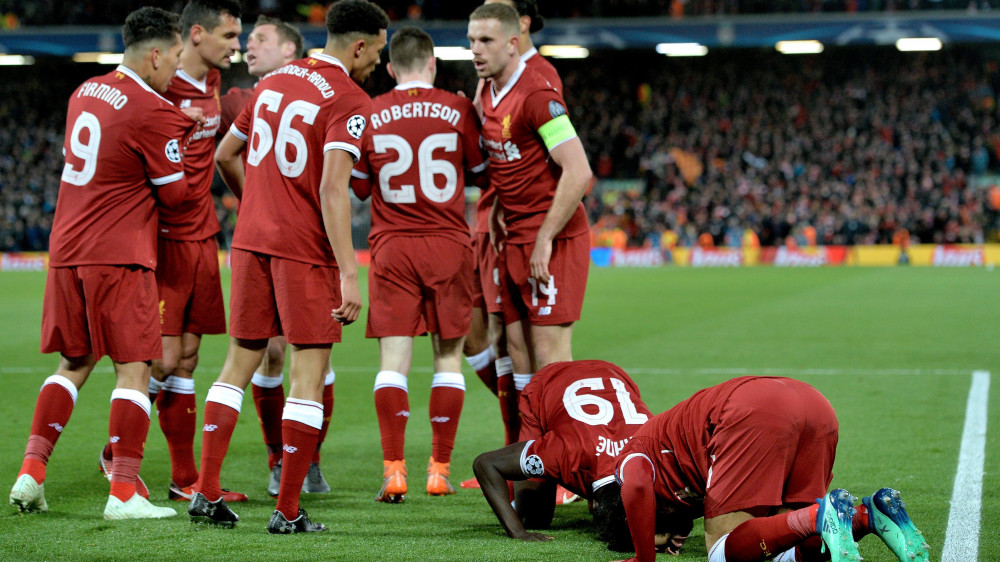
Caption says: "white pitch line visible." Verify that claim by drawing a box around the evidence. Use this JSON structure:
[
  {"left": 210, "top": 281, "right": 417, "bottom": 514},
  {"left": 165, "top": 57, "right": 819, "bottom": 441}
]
[{"left": 941, "top": 370, "right": 989, "bottom": 562}]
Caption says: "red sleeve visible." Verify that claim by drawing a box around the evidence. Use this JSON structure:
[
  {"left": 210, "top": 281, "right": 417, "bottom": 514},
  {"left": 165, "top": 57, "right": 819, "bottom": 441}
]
[
  {"left": 324, "top": 90, "right": 371, "bottom": 163},
  {"left": 231, "top": 92, "right": 254, "bottom": 141},
  {"left": 219, "top": 86, "right": 252, "bottom": 136},
  {"left": 350, "top": 129, "right": 373, "bottom": 200},
  {"left": 619, "top": 453, "right": 657, "bottom": 562},
  {"left": 457, "top": 97, "right": 486, "bottom": 172},
  {"left": 523, "top": 433, "right": 568, "bottom": 482},
  {"left": 522, "top": 89, "right": 570, "bottom": 138},
  {"left": 517, "top": 386, "right": 544, "bottom": 442},
  {"left": 139, "top": 105, "right": 196, "bottom": 208}
]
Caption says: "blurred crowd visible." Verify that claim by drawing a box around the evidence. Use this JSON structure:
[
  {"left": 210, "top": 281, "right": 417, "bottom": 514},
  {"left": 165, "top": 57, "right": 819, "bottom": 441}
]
[
  {"left": 1, "top": 0, "right": 997, "bottom": 27},
  {"left": 4, "top": 47, "right": 1000, "bottom": 252}
]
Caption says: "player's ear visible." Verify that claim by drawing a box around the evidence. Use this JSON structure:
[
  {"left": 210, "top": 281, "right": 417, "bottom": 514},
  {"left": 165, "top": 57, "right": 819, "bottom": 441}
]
[
  {"left": 190, "top": 24, "right": 203, "bottom": 46},
  {"left": 386, "top": 62, "right": 396, "bottom": 80},
  {"left": 149, "top": 45, "right": 162, "bottom": 70},
  {"left": 519, "top": 15, "right": 530, "bottom": 35},
  {"left": 281, "top": 40, "right": 295, "bottom": 60},
  {"left": 353, "top": 38, "right": 367, "bottom": 59}
]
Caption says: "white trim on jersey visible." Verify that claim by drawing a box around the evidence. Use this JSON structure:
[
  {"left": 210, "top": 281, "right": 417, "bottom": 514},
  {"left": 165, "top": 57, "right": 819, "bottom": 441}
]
[
  {"left": 324, "top": 141, "right": 360, "bottom": 162},
  {"left": 174, "top": 69, "right": 207, "bottom": 93},
  {"left": 517, "top": 440, "right": 534, "bottom": 475},
  {"left": 469, "top": 160, "right": 489, "bottom": 174},
  {"left": 351, "top": 168, "right": 369, "bottom": 180},
  {"left": 592, "top": 475, "right": 616, "bottom": 492},
  {"left": 394, "top": 81, "right": 433, "bottom": 91},
  {"left": 489, "top": 60, "right": 527, "bottom": 107},
  {"left": 150, "top": 171, "right": 185, "bottom": 186},
  {"left": 618, "top": 452, "right": 656, "bottom": 484},
  {"left": 114, "top": 65, "right": 173, "bottom": 104},
  {"left": 520, "top": 47, "right": 539, "bottom": 63},
  {"left": 230, "top": 123, "right": 248, "bottom": 142},
  {"left": 309, "top": 53, "right": 349, "bottom": 76}
]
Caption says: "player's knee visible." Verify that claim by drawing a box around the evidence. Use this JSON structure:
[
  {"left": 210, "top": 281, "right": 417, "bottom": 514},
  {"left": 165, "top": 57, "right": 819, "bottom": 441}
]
[{"left": 177, "top": 350, "right": 199, "bottom": 374}]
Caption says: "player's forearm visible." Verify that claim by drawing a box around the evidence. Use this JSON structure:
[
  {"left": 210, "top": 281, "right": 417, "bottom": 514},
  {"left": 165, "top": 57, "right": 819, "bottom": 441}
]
[
  {"left": 535, "top": 165, "right": 591, "bottom": 245},
  {"left": 621, "top": 473, "right": 657, "bottom": 562},
  {"left": 320, "top": 183, "right": 358, "bottom": 279},
  {"left": 214, "top": 133, "right": 245, "bottom": 199},
  {"left": 473, "top": 452, "right": 529, "bottom": 539}
]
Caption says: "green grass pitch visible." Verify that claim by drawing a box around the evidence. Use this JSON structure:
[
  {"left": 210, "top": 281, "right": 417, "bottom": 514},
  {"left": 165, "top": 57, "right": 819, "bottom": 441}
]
[{"left": 0, "top": 266, "right": 997, "bottom": 560}]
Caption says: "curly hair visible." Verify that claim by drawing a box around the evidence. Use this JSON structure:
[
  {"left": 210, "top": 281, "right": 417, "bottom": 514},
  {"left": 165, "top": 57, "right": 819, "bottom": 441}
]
[
  {"left": 325, "top": 0, "right": 389, "bottom": 38},
  {"left": 591, "top": 483, "right": 634, "bottom": 553},
  {"left": 122, "top": 7, "right": 182, "bottom": 50}
]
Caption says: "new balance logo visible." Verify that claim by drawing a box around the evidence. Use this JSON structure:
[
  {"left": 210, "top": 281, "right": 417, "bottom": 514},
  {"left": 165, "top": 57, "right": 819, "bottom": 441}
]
[
  {"left": 539, "top": 306, "right": 552, "bottom": 316},
  {"left": 203, "top": 424, "right": 218, "bottom": 432},
  {"left": 109, "top": 436, "right": 120, "bottom": 443},
  {"left": 48, "top": 422, "right": 64, "bottom": 433},
  {"left": 430, "top": 416, "right": 451, "bottom": 423},
  {"left": 283, "top": 444, "right": 298, "bottom": 454},
  {"left": 395, "top": 410, "right": 410, "bottom": 418}
]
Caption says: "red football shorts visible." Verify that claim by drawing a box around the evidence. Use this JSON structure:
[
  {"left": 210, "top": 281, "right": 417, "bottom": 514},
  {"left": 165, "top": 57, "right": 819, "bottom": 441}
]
[
  {"left": 156, "top": 237, "right": 226, "bottom": 336},
  {"left": 702, "top": 377, "right": 839, "bottom": 518},
  {"left": 500, "top": 231, "right": 589, "bottom": 326},
  {"left": 474, "top": 231, "right": 502, "bottom": 314},
  {"left": 41, "top": 265, "right": 162, "bottom": 363},
  {"left": 366, "top": 235, "right": 473, "bottom": 340},
  {"left": 228, "top": 249, "right": 342, "bottom": 345}
]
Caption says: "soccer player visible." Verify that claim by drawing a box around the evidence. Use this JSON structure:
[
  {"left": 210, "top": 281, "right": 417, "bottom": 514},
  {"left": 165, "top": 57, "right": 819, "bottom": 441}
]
[
  {"left": 349, "top": 26, "right": 487, "bottom": 503},
  {"left": 9, "top": 7, "right": 195, "bottom": 520},
  {"left": 460, "top": 0, "right": 565, "bottom": 492},
  {"left": 602, "top": 377, "right": 930, "bottom": 562},
  {"left": 218, "top": 15, "right": 332, "bottom": 498},
  {"left": 192, "top": 0, "right": 388, "bottom": 533},
  {"left": 467, "top": 3, "right": 593, "bottom": 428},
  {"left": 142, "top": 0, "right": 245, "bottom": 504},
  {"left": 472, "top": 360, "right": 652, "bottom": 540}
]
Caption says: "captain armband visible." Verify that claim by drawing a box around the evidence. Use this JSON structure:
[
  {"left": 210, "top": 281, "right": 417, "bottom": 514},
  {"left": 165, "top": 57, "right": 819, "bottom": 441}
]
[{"left": 538, "top": 114, "right": 576, "bottom": 151}]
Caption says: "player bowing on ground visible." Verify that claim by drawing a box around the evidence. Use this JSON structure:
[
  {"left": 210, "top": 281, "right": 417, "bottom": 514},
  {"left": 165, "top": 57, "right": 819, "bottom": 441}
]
[
  {"left": 10, "top": 7, "right": 195, "bottom": 520},
  {"left": 219, "top": 15, "right": 334, "bottom": 498},
  {"left": 350, "top": 26, "right": 487, "bottom": 503},
  {"left": 193, "top": 0, "right": 388, "bottom": 533},
  {"left": 467, "top": 3, "right": 593, "bottom": 413},
  {"left": 140, "top": 0, "right": 246, "bottom": 505},
  {"left": 604, "top": 377, "right": 930, "bottom": 562},
  {"left": 472, "top": 360, "right": 652, "bottom": 541}
]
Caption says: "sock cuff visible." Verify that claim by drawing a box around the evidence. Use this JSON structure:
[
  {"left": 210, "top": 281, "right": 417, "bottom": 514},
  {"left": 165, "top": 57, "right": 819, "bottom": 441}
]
[
  {"left": 251, "top": 372, "right": 284, "bottom": 389},
  {"left": 513, "top": 373, "right": 533, "bottom": 391},
  {"left": 374, "top": 370, "right": 408, "bottom": 392},
  {"left": 161, "top": 375, "right": 195, "bottom": 394},
  {"left": 495, "top": 356, "right": 514, "bottom": 376},
  {"left": 110, "top": 388, "right": 151, "bottom": 417},
  {"left": 147, "top": 378, "right": 163, "bottom": 395},
  {"left": 325, "top": 369, "right": 335, "bottom": 386},
  {"left": 43, "top": 374, "right": 78, "bottom": 404},
  {"left": 282, "top": 398, "right": 324, "bottom": 430},
  {"left": 464, "top": 347, "right": 495, "bottom": 371},
  {"left": 206, "top": 382, "right": 244, "bottom": 413},
  {"left": 431, "top": 372, "right": 466, "bottom": 390}
]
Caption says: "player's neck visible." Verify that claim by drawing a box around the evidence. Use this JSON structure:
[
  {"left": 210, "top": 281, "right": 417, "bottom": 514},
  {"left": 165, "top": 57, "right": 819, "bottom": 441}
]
[
  {"left": 518, "top": 35, "right": 534, "bottom": 56},
  {"left": 180, "top": 46, "right": 210, "bottom": 82},
  {"left": 395, "top": 71, "right": 432, "bottom": 86},
  {"left": 322, "top": 46, "right": 354, "bottom": 72},
  {"left": 492, "top": 58, "right": 520, "bottom": 91}
]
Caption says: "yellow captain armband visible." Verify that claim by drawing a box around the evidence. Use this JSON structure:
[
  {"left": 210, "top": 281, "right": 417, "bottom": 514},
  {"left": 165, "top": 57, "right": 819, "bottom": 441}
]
[{"left": 538, "top": 114, "right": 576, "bottom": 151}]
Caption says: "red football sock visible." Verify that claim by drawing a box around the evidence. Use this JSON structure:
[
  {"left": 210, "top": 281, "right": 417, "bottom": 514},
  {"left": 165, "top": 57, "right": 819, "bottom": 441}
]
[
  {"left": 496, "top": 373, "right": 520, "bottom": 445},
  {"left": 429, "top": 373, "right": 465, "bottom": 463},
  {"left": 196, "top": 384, "right": 243, "bottom": 502},
  {"left": 315, "top": 377, "right": 334, "bottom": 464},
  {"left": 276, "top": 400, "right": 322, "bottom": 520},
  {"left": 108, "top": 389, "right": 152, "bottom": 502},
  {"left": 156, "top": 377, "right": 198, "bottom": 487},
  {"left": 251, "top": 376, "right": 285, "bottom": 469},
  {"left": 795, "top": 536, "right": 827, "bottom": 561},
  {"left": 724, "top": 505, "right": 819, "bottom": 562},
  {"left": 19, "top": 376, "right": 77, "bottom": 484},
  {"left": 374, "top": 371, "right": 409, "bottom": 461},
  {"left": 466, "top": 347, "right": 498, "bottom": 395},
  {"left": 853, "top": 503, "right": 871, "bottom": 539}
]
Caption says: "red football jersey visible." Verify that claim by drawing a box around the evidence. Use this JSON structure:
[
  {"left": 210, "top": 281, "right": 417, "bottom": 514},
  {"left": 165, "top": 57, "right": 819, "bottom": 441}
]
[
  {"left": 353, "top": 82, "right": 486, "bottom": 249},
  {"left": 518, "top": 360, "right": 651, "bottom": 499},
  {"left": 479, "top": 61, "right": 588, "bottom": 244},
  {"left": 160, "top": 69, "right": 223, "bottom": 240},
  {"left": 230, "top": 54, "right": 372, "bottom": 266},
  {"left": 49, "top": 65, "right": 195, "bottom": 269},
  {"left": 474, "top": 49, "right": 562, "bottom": 235},
  {"left": 219, "top": 85, "right": 254, "bottom": 137}
]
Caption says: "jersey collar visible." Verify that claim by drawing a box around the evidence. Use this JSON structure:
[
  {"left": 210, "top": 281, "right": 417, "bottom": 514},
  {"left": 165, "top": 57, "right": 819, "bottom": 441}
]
[
  {"left": 394, "top": 81, "right": 433, "bottom": 90},
  {"left": 521, "top": 47, "right": 539, "bottom": 63},
  {"left": 114, "top": 65, "right": 172, "bottom": 103},
  {"left": 490, "top": 59, "right": 526, "bottom": 108},
  {"left": 174, "top": 68, "right": 207, "bottom": 93},
  {"left": 309, "top": 53, "right": 350, "bottom": 76}
]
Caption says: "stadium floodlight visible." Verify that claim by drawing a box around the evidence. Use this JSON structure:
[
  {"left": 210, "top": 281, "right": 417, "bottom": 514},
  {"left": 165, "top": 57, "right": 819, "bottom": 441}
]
[
  {"left": 72, "top": 52, "right": 124, "bottom": 64},
  {"left": 655, "top": 43, "right": 708, "bottom": 57},
  {"left": 775, "top": 40, "right": 824, "bottom": 54},
  {"left": 538, "top": 45, "right": 589, "bottom": 59},
  {"left": 0, "top": 55, "right": 34, "bottom": 66},
  {"left": 434, "top": 46, "right": 473, "bottom": 61},
  {"left": 895, "top": 37, "right": 942, "bottom": 52}
]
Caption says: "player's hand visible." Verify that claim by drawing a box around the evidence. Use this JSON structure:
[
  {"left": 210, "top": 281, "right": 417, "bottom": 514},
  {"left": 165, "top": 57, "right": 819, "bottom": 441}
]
[
  {"left": 656, "top": 533, "right": 688, "bottom": 555},
  {"left": 180, "top": 106, "right": 206, "bottom": 125},
  {"left": 332, "top": 276, "right": 362, "bottom": 325},
  {"left": 529, "top": 237, "right": 553, "bottom": 285},
  {"left": 512, "top": 531, "right": 554, "bottom": 543},
  {"left": 472, "top": 78, "right": 485, "bottom": 120}
]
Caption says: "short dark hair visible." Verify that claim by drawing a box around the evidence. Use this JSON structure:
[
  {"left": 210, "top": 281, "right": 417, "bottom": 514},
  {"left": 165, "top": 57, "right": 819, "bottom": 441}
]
[
  {"left": 592, "top": 483, "right": 634, "bottom": 553},
  {"left": 255, "top": 15, "right": 304, "bottom": 59},
  {"left": 122, "top": 7, "right": 182, "bottom": 50},
  {"left": 325, "top": 0, "right": 390, "bottom": 38},
  {"left": 470, "top": 3, "right": 520, "bottom": 39},
  {"left": 389, "top": 27, "right": 434, "bottom": 74},
  {"left": 506, "top": 0, "right": 545, "bottom": 33},
  {"left": 180, "top": 0, "right": 242, "bottom": 38}
]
